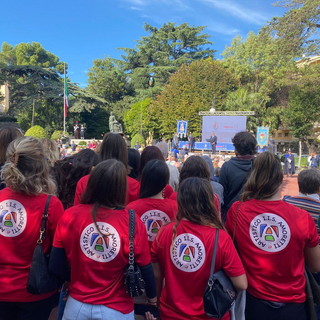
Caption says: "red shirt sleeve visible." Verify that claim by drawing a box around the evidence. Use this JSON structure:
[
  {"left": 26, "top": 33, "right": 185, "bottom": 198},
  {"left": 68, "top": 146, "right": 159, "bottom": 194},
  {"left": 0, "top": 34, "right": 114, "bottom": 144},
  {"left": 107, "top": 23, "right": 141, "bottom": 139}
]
[
  {"left": 220, "top": 230, "right": 245, "bottom": 277},
  {"left": 225, "top": 201, "right": 239, "bottom": 237},
  {"left": 163, "top": 184, "right": 173, "bottom": 199},
  {"left": 53, "top": 209, "right": 72, "bottom": 248},
  {"left": 47, "top": 196, "right": 65, "bottom": 241}
]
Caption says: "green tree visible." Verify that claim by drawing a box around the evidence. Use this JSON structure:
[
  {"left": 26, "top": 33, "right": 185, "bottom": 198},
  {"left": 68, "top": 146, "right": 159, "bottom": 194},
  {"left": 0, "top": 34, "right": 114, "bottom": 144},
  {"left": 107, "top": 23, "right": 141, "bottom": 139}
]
[
  {"left": 121, "top": 23, "right": 215, "bottom": 91},
  {"left": 284, "top": 64, "right": 320, "bottom": 153},
  {"left": 0, "top": 42, "right": 65, "bottom": 73},
  {"left": 87, "top": 57, "right": 134, "bottom": 103},
  {"left": 265, "top": 0, "right": 320, "bottom": 56},
  {"left": 149, "top": 59, "right": 238, "bottom": 139},
  {"left": 123, "top": 98, "right": 153, "bottom": 138}
]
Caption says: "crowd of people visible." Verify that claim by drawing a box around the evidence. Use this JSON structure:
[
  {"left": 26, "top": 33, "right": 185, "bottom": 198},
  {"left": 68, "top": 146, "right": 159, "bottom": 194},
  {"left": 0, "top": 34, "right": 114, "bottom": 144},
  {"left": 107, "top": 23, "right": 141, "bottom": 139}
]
[{"left": 0, "top": 126, "right": 319, "bottom": 320}]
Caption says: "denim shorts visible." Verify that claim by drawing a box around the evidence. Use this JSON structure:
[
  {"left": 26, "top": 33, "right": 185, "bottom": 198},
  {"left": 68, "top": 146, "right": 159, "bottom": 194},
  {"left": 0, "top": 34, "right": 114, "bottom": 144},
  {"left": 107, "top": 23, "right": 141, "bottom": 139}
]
[{"left": 62, "top": 295, "right": 134, "bottom": 320}]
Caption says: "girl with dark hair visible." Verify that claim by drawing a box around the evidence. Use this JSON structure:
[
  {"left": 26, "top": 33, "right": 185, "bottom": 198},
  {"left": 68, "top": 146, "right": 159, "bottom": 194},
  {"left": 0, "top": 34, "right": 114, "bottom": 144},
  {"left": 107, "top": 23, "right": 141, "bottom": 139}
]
[
  {"left": 128, "top": 148, "right": 140, "bottom": 180},
  {"left": 150, "top": 177, "right": 247, "bottom": 320},
  {"left": 74, "top": 133, "right": 140, "bottom": 205},
  {"left": 0, "top": 137, "right": 64, "bottom": 320},
  {"left": 53, "top": 149, "right": 99, "bottom": 209},
  {"left": 139, "top": 146, "right": 174, "bottom": 198},
  {"left": 49, "top": 159, "right": 157, "bottom": 320},
  {"left": 0, "top": 125, "right": 23, "bottom": 189},
  {"left": 169, "top": 156, "right": 221, "bottom": 211},
  {"left": 226, "top": 152, "right": 320, "bottom": 320},
  {"left": 127, "top": 160, "right": 177, "bottom": 248},
  {"left": 139, "top": 146, "right": 165, "bottom": 173}
]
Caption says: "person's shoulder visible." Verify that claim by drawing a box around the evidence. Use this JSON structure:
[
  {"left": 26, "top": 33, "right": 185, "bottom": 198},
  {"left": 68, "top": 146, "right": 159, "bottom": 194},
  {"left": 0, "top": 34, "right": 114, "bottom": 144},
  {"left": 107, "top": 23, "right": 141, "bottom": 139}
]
[
  {"left": 126, "top": 199, "right": 142, "bottom": 209},
  {"left": 78, "top": 174, "right": 90, "bottom": 183}
]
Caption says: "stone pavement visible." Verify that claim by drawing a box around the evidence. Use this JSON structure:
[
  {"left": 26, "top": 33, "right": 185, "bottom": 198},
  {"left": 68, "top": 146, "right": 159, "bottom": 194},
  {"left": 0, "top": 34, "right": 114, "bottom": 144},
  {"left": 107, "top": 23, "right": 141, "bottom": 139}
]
[{"left": 281, "top": 175, "right": 299, "bottom": 198}]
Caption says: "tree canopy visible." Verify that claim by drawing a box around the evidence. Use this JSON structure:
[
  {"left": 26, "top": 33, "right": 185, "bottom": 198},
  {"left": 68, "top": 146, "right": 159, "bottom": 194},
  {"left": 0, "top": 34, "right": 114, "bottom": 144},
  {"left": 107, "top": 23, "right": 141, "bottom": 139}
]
[
  {"left": 120, "top": 23, "right": 215, "bottom": 90},
  {"left": 0, "top": 42, "right": 66, "bottom": 73},
  {"left": 149, "top": 59, "right": 238, "bottom": 139},
  {"left": 265, "top": 0, "right": 320, "bottom": 56}
]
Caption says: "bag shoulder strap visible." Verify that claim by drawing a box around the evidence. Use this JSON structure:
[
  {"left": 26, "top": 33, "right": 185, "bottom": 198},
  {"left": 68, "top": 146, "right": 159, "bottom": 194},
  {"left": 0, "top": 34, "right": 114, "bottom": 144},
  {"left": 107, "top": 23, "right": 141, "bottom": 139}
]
[
  {"left": 128, "top": 209, "right": 135, "bottom": 266},
  {"left": 209, "top": 229, "right": 219, "bottom": 281},
  {"left": 37, "top": 195, "right": 52, "bottom": 244}
]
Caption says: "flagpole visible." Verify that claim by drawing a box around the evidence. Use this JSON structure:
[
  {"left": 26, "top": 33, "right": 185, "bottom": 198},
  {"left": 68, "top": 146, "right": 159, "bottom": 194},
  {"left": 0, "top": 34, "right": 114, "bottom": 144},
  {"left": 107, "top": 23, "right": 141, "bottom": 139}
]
[{"left": 63, "top": 64, "right": 66, "bottom": 136}]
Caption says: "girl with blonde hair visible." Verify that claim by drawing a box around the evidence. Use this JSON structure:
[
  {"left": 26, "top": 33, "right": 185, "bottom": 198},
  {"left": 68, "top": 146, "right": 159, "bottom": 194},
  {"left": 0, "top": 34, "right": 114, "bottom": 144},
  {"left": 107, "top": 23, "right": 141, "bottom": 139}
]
[{"left": 0, "top": 136, "right": 64, "bottom": 320}]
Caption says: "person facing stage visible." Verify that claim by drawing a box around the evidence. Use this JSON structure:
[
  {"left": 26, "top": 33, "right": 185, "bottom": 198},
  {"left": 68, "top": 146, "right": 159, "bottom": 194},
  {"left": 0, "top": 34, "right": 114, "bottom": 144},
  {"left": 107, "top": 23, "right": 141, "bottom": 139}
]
[
  {"left": 209, "top": 132, "right": 217, "bottom": 154},
  {"left": 188, "top": 132, "right": 195, "bottom": 152}
]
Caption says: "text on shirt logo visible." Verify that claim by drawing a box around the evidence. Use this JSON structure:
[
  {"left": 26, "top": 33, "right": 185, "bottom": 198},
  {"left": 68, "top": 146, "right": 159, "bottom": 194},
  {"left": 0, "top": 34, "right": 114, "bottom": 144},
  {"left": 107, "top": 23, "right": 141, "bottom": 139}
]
[
  {"left": 170, "top": 233, "right": 206, "bottom": 272},
  {"left": 80, "top": 222, "right": 120, "bottom": 262},
  {"left": 249, "top": 213, "right": 291, "bottom": 252},
  {"left": 0, "top": 200, "right": 27, "bottom": 237},
  {"left": 140, "top": 209, "right": 171, "bottom": 242}
]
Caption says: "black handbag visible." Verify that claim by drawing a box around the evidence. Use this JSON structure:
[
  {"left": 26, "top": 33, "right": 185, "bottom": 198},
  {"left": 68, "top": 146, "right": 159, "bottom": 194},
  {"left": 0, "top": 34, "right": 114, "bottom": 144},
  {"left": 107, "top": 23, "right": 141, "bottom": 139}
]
[
  {"left": 27, "top": 195, "right": 58, "bottom": 294},
  {"left": 124, "top": 209, "right": 145, "bottom": 297},
  {"left": 203, "top": 229, "right": 237, "bottom": 319}
]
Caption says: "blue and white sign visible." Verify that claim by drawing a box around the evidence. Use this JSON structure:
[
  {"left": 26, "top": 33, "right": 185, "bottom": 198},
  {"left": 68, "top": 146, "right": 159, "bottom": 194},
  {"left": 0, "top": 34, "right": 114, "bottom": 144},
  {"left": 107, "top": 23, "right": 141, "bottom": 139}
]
[
  {"left": 177, "top": 120, "right": 188, "bottom": 138},
  {"left": 256, "top": 127, "right": 269, "bottom": 147}
]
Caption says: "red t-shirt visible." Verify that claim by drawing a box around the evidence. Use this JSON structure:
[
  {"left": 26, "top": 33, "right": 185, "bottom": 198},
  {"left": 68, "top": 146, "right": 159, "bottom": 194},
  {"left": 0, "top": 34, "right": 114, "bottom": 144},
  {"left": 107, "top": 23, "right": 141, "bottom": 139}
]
[
  {"left": 163, "top": 184, "right": 173, "bottom": 199},
  {"left": 74, "top": 175, "right": 140, "bottom": 205},
  {"left": 126, "top": 198, "right": 177, "bottom": 246},
  {"left": 53, "top": 205, "right": 150, "bottom": 314},
  {"left": 225, "top": 199, "right": 319, "bottom": 303},
  {"left": 170, "top": 192, "right": 221, "bottom": 212},
  {"left": 0, "top": 188, "right": 64, "bottom": 302},
  {"left": 151, "top": 220, "right": 245, "bottom": 320}
]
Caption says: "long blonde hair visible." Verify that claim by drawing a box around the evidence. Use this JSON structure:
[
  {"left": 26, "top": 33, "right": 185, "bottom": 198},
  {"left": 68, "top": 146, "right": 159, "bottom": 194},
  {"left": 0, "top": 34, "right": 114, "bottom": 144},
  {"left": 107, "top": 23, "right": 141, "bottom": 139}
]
[{"left": 2, "top": 136, "right": 56, "bottom": 195}]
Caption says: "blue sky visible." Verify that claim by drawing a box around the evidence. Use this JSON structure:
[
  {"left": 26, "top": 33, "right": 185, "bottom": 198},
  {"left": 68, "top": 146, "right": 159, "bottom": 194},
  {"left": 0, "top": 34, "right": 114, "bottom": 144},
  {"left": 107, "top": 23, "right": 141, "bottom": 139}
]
[{"left": 1, "top": 0, "right": 286, "bottom": 87}]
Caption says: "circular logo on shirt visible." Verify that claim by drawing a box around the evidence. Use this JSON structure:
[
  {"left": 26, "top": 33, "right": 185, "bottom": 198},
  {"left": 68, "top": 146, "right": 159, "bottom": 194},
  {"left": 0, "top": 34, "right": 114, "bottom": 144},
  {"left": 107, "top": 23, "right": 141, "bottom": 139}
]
[
  {"left": 0, "top": 200, "right": 27, "bottom": 237},
  {"left": 170, "top": 233, "right": 206, "bottom": 272},
  {"left": 250, "top": 213, "right": 291, "bottom": 252},
  {"left": 80, "top": 222, "right": 120, "bottom": 262},
  {"left": 140, "top": 210, "right": 171, "bottom": 242}
]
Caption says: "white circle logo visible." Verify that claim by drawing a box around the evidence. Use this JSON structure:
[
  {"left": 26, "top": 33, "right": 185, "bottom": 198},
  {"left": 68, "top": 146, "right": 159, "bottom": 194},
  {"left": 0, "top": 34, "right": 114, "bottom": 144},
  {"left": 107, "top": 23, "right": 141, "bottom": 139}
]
[
  {"left": 80, "top": 222, "right": 120, "bottom": 262},
  {"left": 250, "top": 213, "right": 291, "bottom": 252},
  {"left": 170, "top": 233, "right": 206, "bottom": 272},
  {"left": 0, "top": 200, "right": 27, "bottom": 237},
  {"left": 140, "top": 210, "right": 171, "bottom": 242}
]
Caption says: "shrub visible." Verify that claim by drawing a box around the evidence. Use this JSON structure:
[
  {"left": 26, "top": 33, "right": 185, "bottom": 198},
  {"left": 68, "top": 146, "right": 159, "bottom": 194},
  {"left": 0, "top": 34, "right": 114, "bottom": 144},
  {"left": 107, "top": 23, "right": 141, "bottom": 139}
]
[
  {"left": 51, "top": 130, "right": 64, "bottom": 141},
  {"left": 25, "top": 125, "right": 48, "bottom": 139},
  {"left": 131, "top": 133, "right": 145, "bottom": 147}
]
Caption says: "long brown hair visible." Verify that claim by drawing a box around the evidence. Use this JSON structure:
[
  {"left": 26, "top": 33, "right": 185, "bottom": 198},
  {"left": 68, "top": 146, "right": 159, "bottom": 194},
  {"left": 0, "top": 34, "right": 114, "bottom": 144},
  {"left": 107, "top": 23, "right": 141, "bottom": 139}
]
[
  {"left": 0, "top": 126, "right": 23, "bottom": 165},
  {"left": 179, "top": 155, "right": 210, "bottom": 183},
  {"left": 99, "top": 133, "right": 128, "bottom": 170},
  {"left": 172, "top": 177, "right": 224, "bottom": 245},
  {"left": 82, "top": 159, "right": 127, "bottom": 236},
  {"left": 241, "top": 151, "right": 283, "bottom": 201}
]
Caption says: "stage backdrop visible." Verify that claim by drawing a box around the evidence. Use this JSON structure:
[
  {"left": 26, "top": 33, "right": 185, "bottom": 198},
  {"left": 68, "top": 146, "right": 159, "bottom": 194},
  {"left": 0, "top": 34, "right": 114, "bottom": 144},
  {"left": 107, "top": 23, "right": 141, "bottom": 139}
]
[{"left": 201, "top": 116, "right": 247, "bottom": 151}]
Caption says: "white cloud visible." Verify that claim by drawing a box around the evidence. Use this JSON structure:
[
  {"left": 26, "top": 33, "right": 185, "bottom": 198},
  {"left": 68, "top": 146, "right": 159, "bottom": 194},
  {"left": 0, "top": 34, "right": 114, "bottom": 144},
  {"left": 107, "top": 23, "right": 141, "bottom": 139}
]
[
  {"left": 124, "top": 0, "right": 146, "bottom": 6},
  {"left": 129, "top": 6, "right": 143, "bottom": 11},
  {"left": 121, "top": 0, "right": 190, "bottom": 11},
  {"left": 199, "top": 0, "right": 269, "bottom": 25},
  {"left": 206, "top": 22, "right": 240, "bottom": 36}
]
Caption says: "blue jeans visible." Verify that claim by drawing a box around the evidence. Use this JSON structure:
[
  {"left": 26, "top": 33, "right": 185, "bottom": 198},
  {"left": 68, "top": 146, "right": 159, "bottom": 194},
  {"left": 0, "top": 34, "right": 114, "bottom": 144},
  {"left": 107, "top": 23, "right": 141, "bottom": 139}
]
[{"left": 62, "top": 296, "right": 134, "bottom": 320}]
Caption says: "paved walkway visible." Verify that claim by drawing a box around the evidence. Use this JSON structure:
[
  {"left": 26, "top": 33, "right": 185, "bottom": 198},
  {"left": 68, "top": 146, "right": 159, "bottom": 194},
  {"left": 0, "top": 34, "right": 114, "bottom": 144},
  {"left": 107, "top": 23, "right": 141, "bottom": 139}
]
[{"left": 281, "top": 175, "right": 299, "bottom": 198}]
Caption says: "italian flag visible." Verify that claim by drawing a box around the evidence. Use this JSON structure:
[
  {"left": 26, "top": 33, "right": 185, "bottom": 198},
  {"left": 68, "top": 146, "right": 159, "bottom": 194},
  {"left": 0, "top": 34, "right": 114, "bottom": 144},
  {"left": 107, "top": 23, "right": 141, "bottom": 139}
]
[{"left": 64, "top": 75, "right": 69, "bottom": 118}]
